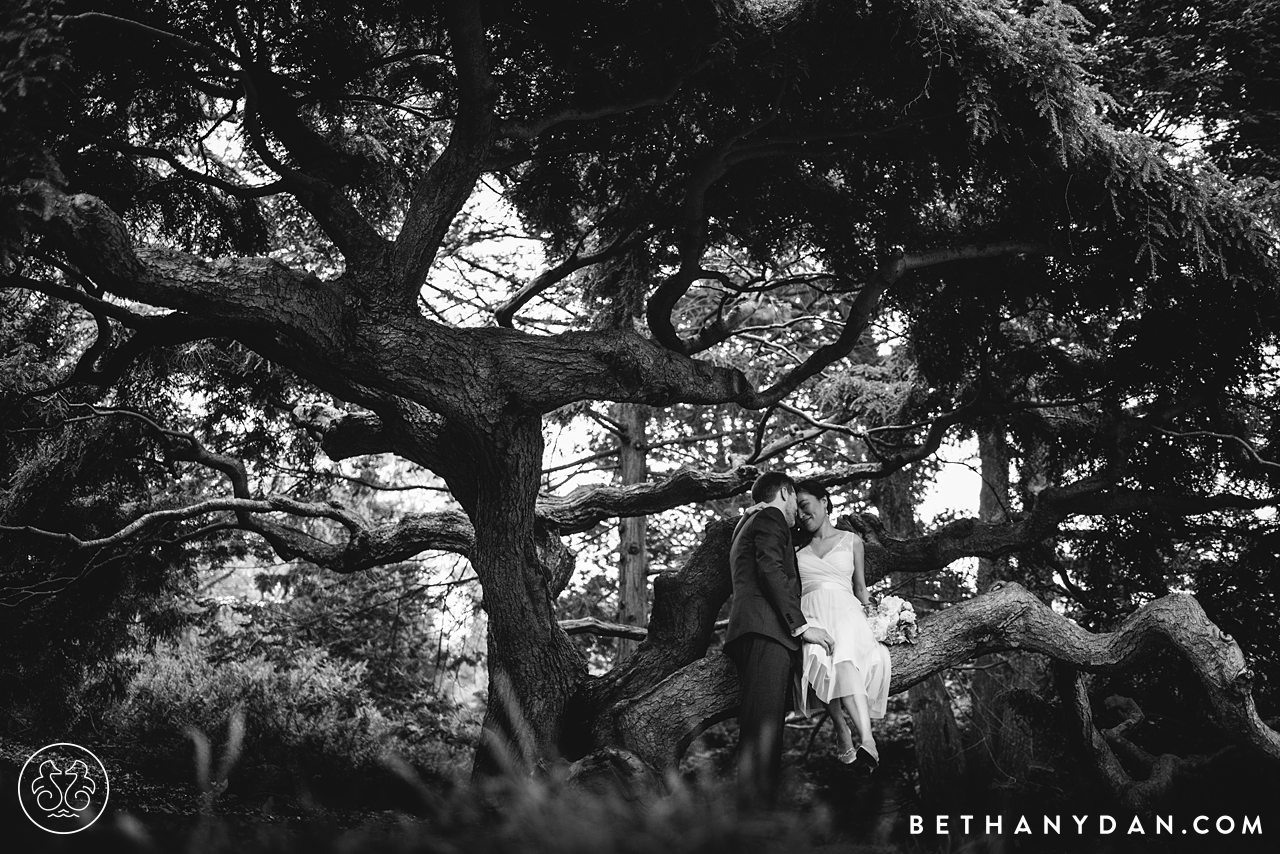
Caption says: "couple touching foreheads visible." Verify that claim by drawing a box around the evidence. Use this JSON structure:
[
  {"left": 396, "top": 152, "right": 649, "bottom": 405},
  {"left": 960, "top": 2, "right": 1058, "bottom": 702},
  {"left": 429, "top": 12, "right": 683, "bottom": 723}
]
[{"left": 724, "top": 470, "right": 891, "bottom": 810}]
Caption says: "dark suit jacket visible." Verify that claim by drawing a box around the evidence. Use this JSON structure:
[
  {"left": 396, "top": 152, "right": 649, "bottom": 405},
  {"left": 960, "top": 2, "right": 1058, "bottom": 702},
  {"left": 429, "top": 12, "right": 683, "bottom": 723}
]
[{"left": 725, "top": 506, "right": 807, "bottom": 651}]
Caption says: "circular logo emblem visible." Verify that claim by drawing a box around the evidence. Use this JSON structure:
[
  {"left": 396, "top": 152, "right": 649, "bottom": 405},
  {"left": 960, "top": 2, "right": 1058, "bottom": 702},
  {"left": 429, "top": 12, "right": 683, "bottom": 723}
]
[{"left": 17, "top": 743, "right": 110, "bottom": 834}]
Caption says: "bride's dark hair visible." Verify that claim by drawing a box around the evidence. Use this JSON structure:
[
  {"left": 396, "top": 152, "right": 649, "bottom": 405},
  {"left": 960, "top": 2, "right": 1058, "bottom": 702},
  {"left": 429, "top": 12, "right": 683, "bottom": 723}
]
[{"left": 795, "top": 479, "right": 832, "bottom": 513}]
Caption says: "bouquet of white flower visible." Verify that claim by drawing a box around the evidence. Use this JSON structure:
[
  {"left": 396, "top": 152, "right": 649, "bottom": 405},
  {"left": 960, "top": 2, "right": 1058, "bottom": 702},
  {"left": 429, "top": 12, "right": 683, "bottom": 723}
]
[{"left": 866, "top": 595, "right": 918, "bottom": 644}]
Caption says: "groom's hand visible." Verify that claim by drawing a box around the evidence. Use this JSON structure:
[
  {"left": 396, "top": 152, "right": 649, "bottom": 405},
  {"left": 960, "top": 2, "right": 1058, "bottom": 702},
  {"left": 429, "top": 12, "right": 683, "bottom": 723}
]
[{"left": 801, "top": 626, "right": 834, "bottom": 655}]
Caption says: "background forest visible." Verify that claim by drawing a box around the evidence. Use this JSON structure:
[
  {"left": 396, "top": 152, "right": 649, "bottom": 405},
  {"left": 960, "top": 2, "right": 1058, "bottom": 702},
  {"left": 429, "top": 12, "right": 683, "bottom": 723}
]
[{"left": 3, "top": 0, "right": 1280, "bottom": 851}]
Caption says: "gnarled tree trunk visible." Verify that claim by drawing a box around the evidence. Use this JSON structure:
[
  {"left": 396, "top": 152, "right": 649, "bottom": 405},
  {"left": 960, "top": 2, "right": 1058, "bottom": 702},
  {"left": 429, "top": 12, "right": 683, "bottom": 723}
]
[{"left": 453, "top": 416, "right": 587, "bottom": 775}]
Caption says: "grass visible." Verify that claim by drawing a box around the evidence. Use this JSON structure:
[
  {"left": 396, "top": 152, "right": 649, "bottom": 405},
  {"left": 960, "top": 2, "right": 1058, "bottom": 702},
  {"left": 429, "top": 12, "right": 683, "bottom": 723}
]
[
  {"left": 2, "top": 702, "right": 911, "bottom": 854},
  {"left": 4, "top": 744, "right": 831, "bottom": 853}
]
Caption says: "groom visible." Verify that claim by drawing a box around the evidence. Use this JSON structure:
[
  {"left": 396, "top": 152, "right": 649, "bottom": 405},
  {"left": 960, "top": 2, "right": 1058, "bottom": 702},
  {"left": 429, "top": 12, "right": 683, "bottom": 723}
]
[{"left": 725, "top": 471, "right": 834, "bottom": 810}]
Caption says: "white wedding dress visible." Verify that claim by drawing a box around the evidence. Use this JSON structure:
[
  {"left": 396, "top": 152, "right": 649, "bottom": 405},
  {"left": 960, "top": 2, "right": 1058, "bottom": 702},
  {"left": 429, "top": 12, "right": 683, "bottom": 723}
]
[{"left": 795, "top": 530, "right": 891, "bottom": 718}]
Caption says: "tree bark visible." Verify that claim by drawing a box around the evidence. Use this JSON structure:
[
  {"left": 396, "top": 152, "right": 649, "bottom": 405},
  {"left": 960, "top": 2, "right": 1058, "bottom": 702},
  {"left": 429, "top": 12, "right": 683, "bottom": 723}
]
[
  {"left": 567, "top": 519, "right": 736, "bottom": 758},
  {"left": 457, "top": 416, "right": 587, "bottom": 776},
  {"left": 975, "top": 424, "right": 1013, "bottom": 591},
  {"left": 615, "top": 403, "right": 649, "bottom": 662}
]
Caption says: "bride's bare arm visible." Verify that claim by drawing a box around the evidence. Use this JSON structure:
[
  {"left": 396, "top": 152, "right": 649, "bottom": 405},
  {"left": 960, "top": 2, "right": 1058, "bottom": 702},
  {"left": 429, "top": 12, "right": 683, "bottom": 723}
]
[{"left": 851, "top": 534, "right": 870, "bottom": 607}]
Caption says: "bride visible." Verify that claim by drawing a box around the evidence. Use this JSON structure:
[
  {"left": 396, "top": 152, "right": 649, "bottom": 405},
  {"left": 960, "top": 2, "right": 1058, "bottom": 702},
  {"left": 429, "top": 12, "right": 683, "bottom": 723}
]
[{"left": 792, "top": 479, "right": 891, "bottom": 768}]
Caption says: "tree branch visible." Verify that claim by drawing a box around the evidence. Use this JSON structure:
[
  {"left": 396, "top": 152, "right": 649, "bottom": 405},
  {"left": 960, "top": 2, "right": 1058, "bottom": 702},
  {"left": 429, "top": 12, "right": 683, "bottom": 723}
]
[
  {"left": 296, "top": 398, "right": 1277, "bottom": 567},
  {"left": 499, "top": 59, "right": 712, "bottom": 141},
  {"left": 29, "top": 187, "right": 756, "bottom": 421},
  {"left": 3, "top": 273, "right": 243, "bottom": 397},
  {"left": 251, "top": 509, "right": 476, "bottom": 573},
  {"left": 59, "top": 12, "right": 237, "bottom": 69},
  {"left": 738, "top": 241, "right": 1051, "bottom": 409},
  {"left": 2, "top": 273, "right": 146, "bottom": 325},
  {"left": 610, "top": 581, "right": 1280, "bottom": 770},
  {"left": 27, "top": 189, "right": 360, "bottom": 372},
  {"left": 543, "top": 429, "right": 745, "bottom": 477},
  {"left": 537, "top": 466, "right": 760, "bottom": 534},
  {"left": 1057, "top": 667, "right": 1229, "bottom": 811},
  {"left": 494, "top": 228, "right": 648, "bottom": 328},
  {"left": 106, "top": 142, "right": 289, "bottom": 199},
  {"left": 560, "top": 617, "right": 648, "bottom": 641},
  {"left": 1151, "top": 426, "right": 1280, "bottom": 476},
  {"left": 643, "top": 114, "right": 936, "bottom": 354},
  {"left": 63, "top": 10, "right": 389, "bottom": 264},
  {"left": 389, "top": 0, "right": 497, "bottom": 307},
  {"left": 0, "top": 496, "right": 305, "bottom": 549},
  {"left": 235, "top": 65, "right": 389, "bottom": 267}
]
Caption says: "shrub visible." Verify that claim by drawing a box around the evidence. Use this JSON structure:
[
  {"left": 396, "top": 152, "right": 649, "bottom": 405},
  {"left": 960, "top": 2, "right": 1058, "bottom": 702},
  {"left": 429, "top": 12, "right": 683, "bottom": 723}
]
[{"left": 106, "top": 635, "right": 401, "bottom": 779}]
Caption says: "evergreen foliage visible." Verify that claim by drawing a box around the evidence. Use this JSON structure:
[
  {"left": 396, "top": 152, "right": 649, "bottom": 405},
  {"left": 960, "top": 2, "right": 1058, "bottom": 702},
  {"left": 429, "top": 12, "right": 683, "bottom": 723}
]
[{"left": 0, "top": 291, "right": 216, "bottom": 730}]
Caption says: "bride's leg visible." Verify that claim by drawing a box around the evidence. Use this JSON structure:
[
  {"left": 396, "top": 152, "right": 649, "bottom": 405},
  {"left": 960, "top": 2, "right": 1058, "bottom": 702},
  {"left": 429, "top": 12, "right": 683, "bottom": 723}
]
[
  {"left": 841, "top": 693, "right": 878, "bottom": 760},
  {"left": 827, "top": 699, "right": 855, "bottom": 754}
]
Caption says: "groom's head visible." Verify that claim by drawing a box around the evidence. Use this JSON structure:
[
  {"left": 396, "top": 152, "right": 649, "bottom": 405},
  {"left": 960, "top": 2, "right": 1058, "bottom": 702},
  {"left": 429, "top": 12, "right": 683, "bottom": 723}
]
[{"left": 752, "top": 471, "right": 797, "bottom": 525}]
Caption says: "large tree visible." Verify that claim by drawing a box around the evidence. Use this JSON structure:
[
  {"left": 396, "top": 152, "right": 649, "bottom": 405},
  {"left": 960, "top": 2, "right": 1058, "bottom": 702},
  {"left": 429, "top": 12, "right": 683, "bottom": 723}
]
[{"left": 4, "top": 0, "right": 1280, "bottom": 785}]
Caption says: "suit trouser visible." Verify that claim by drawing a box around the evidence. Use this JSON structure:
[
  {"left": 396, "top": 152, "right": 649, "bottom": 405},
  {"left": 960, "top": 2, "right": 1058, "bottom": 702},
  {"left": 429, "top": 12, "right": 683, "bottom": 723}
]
[{"left": 729, "top": 632, "right": 794, "bottom": 810}]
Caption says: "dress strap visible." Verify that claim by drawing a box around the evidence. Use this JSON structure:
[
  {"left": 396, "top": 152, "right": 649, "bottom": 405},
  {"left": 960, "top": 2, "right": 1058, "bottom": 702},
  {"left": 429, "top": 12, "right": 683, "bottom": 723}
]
[{"left": 807, "top": 529, "right": 854, "bottom": 559}]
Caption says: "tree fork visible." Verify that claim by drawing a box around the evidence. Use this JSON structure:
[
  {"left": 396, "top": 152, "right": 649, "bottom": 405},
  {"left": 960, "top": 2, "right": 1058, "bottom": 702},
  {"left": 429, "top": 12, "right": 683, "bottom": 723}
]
[
  {"left": 1056, "top": 665, "right": 1226, "bottom": 811},
  {"left": 568, "top": 519, "right": 737, "bottom": 756}
]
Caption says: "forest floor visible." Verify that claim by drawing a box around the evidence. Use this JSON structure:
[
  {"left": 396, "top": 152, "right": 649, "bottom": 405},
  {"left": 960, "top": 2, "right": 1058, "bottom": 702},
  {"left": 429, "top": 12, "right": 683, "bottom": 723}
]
[
  {"left": 0, "top": 714, "right": 923, "bottom": 854},
  {"left": 4, "top": 718, "right": 1267, "bottom": 854}
]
